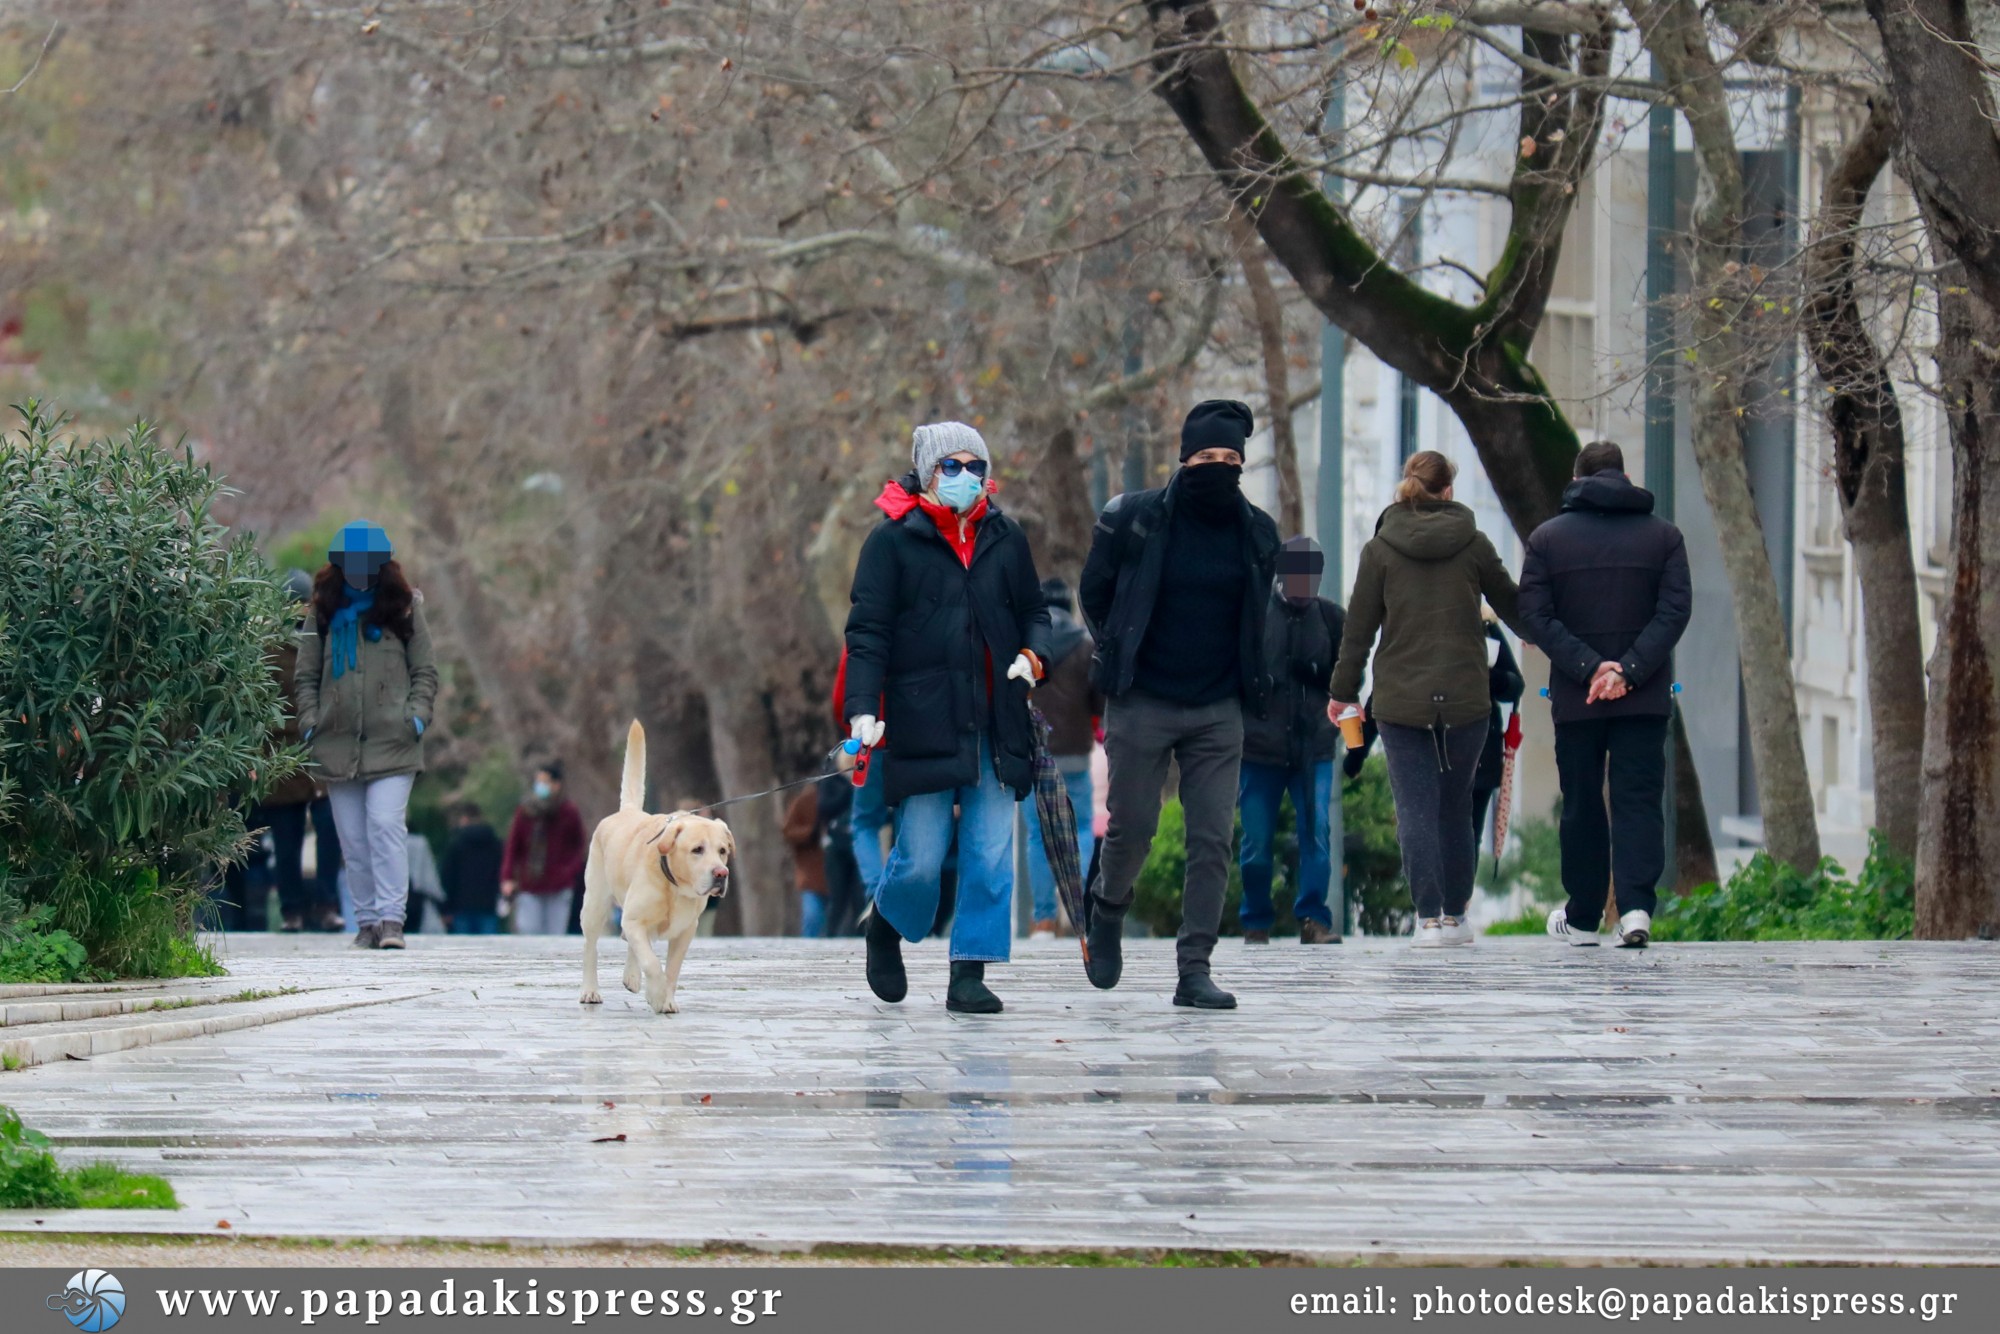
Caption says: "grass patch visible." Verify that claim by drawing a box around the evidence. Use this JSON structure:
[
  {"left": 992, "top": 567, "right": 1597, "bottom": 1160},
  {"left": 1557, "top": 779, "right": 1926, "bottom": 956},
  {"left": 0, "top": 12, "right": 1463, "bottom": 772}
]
[{"left": 0, "top": 1105, "right": 177, "bottom": 1210}]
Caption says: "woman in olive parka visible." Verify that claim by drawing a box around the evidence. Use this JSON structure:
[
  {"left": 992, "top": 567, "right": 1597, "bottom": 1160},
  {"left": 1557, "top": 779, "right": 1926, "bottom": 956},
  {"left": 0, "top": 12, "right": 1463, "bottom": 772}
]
[{"left": 295, "top": 521, "right": 438, "bottom": 950}]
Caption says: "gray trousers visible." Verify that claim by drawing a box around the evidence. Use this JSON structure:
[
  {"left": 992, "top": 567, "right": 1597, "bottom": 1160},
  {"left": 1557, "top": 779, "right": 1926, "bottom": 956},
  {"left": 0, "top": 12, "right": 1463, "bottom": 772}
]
[
  {"left": 1094, "top": 690, "right": 1245, "bottom": 973},
  {"left": 325, "top": 774, "right": 415, "bottom": 929},
  {"left": 1378, "top": 719, "right": 1489, "bottom": 921}
]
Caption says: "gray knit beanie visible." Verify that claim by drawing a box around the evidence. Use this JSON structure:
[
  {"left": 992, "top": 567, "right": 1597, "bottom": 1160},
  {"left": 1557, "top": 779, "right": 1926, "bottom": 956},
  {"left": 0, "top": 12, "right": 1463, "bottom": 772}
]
[{"left": 911, "top": 421, "right": 990, "bottom": 484}]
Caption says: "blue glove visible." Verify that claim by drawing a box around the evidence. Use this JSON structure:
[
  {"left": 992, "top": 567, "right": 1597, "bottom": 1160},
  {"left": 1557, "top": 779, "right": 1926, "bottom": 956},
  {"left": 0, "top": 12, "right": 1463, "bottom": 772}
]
[
  {"left": 411, "top": 717, "right": 426, "bottom": 738},
  {"left": 303, "top": 727, "right": 315, "bottom": 744}
]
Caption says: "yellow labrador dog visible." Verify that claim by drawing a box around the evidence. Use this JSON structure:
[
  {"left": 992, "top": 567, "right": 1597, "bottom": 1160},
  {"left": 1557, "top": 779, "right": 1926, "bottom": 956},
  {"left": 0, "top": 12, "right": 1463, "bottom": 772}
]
[{"left": 579, "top": 721, "right": 734, "bottom": 1014}]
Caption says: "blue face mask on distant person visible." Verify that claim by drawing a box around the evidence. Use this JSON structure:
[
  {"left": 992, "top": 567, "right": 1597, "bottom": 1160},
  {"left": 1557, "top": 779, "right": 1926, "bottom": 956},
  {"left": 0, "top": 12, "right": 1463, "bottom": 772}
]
[
  {"left": 935, "top": 470, "right": 984, "bottom": 512},
  {"left": 532, "top": 781, "right": 553, "bottom": 801}
]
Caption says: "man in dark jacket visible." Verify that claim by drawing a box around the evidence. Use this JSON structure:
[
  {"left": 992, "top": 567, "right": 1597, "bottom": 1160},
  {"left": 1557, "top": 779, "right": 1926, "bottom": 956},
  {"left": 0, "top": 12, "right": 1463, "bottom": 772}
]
[
  {"left": 844, "top": 421, "right": 1052, "bottom": 1014},
  {"left": 440, "top": 801, "right": 504, "bottom": 934},
  {"left": 1519, "top": 441, "right": 1692, "bottom": 948},
  {"left": 1238, "top": 537, "right": 1344, "bottom": 944},
  {"left": 1023, "top": 578, "right": 1103, "bottom": 938},
  {"left": 1078, "top": 399, "right": 1282, "bottom": 1009}
]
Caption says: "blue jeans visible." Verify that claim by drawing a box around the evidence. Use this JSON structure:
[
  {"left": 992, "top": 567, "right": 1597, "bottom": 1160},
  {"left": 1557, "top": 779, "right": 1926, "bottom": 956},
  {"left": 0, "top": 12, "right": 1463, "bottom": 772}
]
[
  {"left": 850, "top": 759, "right": 890, "bottom": 895},
  {"left": 1023, "top": 766, "right": 1093, "bottom": 922},
  {"left": 450, "top": 912, "right": 501, "bottom": 935},
  {"left": 1236, "top": 759, "right": 1334, "bottom": 931},
  {"left": 800, "top": 890, "right": 829, "bottom": 939},
  {"left": 874, "top": 738, "right": 1014, "bottom": 962}
]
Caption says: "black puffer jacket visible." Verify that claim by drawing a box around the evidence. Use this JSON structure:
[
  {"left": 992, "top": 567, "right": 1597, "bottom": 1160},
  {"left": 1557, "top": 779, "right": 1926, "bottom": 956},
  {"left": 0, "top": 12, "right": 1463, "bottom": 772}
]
[
  {"left": 842, "top": 477, "right": 1053, "bottom": 805},
  {"left": 1241, "top": 589, "right": 1345, "bottom": 771},
  {"left": 1077, "top": 471, "right": 1281, "bottom": 711},
  {"left": 1519, "top": 471, "right": 1691, "bottom": 725}
]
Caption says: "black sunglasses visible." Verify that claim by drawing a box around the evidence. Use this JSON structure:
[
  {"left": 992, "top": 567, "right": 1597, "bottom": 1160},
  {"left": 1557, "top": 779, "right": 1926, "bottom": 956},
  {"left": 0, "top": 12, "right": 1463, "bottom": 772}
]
[{"left": 937, "top": 458, "right": 989, "bottom": 478}]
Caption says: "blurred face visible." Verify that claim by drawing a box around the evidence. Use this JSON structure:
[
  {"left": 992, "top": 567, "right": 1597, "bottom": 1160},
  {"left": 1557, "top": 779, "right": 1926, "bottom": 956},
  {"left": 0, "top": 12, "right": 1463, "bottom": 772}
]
[
  {"left": 1186, "top": 447, "right": 1244, "bottom": 467},
  {"left": 1281, "top": 570, "right": 1316, "bottom": 601},
  {"left": 532, "top": 770, "right": 560, "bottom": 800}
]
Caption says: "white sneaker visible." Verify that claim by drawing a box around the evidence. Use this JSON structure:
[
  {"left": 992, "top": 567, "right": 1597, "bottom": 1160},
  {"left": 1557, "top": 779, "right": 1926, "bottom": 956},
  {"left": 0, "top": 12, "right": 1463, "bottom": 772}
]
[
  {"left": 1616, "top": 909, "right": 1652, "bottom": 948},
  {"left": 1439, "top": 915, "right": 1475, "bottom": 947},
  {"left": 1546, "top": 906, "right": 1598, "bottom": 946},
  {"left": 1414, "top": 917, "right": 1447, "bottom": 948}
]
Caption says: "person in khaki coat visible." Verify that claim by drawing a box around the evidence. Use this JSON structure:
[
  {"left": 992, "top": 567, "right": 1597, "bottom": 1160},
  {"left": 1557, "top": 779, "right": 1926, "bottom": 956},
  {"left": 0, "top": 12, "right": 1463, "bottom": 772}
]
[
  {"left": 295, "top": 521, "right": 438, "bottom": 950},
  {"left": 1329, "top": 452, "right": 1528, "bottom": 949}
]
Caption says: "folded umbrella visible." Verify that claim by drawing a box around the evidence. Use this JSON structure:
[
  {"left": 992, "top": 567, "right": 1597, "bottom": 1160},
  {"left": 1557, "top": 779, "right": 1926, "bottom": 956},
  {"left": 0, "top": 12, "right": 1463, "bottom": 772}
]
[
  {"left": 1026, "top": 704, "right": 1090, "bottom": 960},
  {"left": 1492, "top": 706, "right": 1523, "bottom": 860}
]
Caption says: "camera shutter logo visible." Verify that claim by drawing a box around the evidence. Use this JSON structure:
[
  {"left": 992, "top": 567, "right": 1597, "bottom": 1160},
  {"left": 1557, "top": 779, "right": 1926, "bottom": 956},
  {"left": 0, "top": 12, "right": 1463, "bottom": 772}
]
[{"left": 47, "top": 1270, "right": 125, "bottom": 1332}]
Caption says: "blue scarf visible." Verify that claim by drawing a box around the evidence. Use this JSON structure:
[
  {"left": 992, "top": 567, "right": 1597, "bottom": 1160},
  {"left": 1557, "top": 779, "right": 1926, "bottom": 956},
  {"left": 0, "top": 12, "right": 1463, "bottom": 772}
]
[{"left": 327, "top": 587, "right": 377, "bottom": 680}]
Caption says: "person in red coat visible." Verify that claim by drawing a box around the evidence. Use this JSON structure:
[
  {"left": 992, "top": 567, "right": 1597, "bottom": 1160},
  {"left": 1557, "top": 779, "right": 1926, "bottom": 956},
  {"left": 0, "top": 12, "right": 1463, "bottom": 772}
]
[{"left": 501, "top": 762, "right": 588, "bottom": 935}]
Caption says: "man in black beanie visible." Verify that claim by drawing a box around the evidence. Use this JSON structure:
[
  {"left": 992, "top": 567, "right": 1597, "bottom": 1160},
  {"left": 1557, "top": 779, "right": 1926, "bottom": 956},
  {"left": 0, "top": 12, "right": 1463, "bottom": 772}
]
[{"left": 1078, "top": 399, "right": 1281, "bottom": 1008}]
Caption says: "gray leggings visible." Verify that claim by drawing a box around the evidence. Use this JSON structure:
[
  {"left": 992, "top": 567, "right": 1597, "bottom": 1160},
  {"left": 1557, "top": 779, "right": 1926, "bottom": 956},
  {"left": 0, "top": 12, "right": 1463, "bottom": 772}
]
[{"left": 1378, "top": 719, "right": 1489, "bottom": 921}]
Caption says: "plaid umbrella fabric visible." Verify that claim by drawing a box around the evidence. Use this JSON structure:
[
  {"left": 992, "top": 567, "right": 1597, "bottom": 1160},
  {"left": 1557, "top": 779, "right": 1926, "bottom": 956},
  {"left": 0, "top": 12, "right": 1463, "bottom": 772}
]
[{"left": 1026, "top": 704, "right": 1090, "bottom": 956}]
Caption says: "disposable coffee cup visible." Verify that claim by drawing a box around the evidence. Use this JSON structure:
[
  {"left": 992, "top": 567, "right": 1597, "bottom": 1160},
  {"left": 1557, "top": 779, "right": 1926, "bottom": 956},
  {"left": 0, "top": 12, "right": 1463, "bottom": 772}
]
[{"left": 1337, "top": 707, "right": 1365, "bottom": 749}]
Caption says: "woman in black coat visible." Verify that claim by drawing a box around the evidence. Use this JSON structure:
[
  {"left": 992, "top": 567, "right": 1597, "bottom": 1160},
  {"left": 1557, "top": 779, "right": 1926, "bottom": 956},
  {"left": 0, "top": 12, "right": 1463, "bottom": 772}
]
[{"left": 842, "top": 422, "right": 1052, "bottom": 1015}]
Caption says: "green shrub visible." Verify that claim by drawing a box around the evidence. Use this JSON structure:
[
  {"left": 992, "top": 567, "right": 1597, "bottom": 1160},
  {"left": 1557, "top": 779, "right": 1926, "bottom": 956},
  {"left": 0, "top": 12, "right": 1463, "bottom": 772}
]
[
  {"left": 1124, "top": 755, "right": 1410, "bottom": 937},
  {"left": 0, "top": 904, "right": 91, "bottom": 984},
  {"left": 1653, "top": 833, "right": 1914, "bottom": 941},
  {"left": 0, "top": 1105, "right": 178, "bottom": 1210},
  {"left": 0, "top": 400, "right": 298, "bottom": 975},
  {"left": 1482, "top": 831, "right": 1915, "bottom": 940}
]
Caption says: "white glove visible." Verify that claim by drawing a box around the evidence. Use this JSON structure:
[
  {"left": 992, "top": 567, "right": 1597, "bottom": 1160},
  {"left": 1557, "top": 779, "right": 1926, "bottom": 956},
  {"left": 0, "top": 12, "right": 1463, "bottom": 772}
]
[
  {"left": 1007, "top": 652, "right": 1038, "bottom": 688},
  {"left": 849, "top": 714, "right": 885, "bottom": 748}
]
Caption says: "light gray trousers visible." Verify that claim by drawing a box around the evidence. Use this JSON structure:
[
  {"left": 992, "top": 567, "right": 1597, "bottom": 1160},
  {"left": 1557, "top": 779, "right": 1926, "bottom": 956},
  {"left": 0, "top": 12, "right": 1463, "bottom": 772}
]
[{"left": 325, "top": 774, "right": 415, "bottom": 928}]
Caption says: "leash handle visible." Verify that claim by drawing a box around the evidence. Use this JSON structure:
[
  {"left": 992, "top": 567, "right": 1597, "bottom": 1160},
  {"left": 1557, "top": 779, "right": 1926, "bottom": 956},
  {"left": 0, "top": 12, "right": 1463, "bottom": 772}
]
[{"left": 841, "top": 737, "right": 874, "bottom": 788}]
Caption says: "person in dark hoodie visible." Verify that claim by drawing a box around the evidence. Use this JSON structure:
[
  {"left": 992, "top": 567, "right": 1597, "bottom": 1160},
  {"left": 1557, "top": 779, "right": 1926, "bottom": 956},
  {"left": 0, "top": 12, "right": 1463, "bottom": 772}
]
[
  {"left": 844, "top": 421, "right": 1052, "bottom": 1014},
  {"left": 440, "top": 801, "right": 505, "bottom": 934},
  {"left": 1519, "top": 440, "right": 1691, "bottom": 949},
  {"left": 1022, "top": 577, "right": 1104, "bottom": 938},
  {"left": 1079, "top": 399, "right": 1282, "bottom": 1009},
  {"left": 1329, "top": 451, "right": 1529, "bottom": 949},
  {"left": 1237, "top": 536, "right": 1344, "bottom": 944}
]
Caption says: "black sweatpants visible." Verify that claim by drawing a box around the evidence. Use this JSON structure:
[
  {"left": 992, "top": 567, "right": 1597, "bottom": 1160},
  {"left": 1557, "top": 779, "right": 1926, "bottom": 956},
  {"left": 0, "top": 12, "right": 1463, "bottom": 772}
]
[
  {"left": 1554, "top": 715, "right": 1669, "bottom": 929},
  {"left": 1378, "top": 719, "right": 1489, "bottom": 921}
]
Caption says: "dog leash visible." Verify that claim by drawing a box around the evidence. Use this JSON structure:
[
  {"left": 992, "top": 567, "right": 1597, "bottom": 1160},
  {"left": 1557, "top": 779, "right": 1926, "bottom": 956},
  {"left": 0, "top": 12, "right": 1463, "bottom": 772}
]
[{"left": 680, "top": 744, "right": 865, "bottom": 815}]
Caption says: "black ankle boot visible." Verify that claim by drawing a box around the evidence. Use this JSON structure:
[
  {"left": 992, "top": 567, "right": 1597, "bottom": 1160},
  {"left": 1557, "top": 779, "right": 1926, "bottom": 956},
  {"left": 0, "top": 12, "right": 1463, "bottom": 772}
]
[
  {"left": 945, "top": 961, "right": 1002, "bottom": 1014},
  {"left": 1083, "top": 896, "right": 1124, "bottom": 990},
  {"left": 865, "top": 910, "right": 907, "bottom": 1003},
  {"left": 1173, "top": 969, "right": 1237, "bottom": 1010},
  {"left": 1096, "top": 896, "right": 1128, "bottom": 992}
]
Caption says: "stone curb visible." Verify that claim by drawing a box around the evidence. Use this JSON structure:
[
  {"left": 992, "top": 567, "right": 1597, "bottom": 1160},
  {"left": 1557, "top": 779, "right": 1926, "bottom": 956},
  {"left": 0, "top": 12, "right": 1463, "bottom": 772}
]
[{"left": 0, "top": 986, "right": 437, "bottom": 1070}]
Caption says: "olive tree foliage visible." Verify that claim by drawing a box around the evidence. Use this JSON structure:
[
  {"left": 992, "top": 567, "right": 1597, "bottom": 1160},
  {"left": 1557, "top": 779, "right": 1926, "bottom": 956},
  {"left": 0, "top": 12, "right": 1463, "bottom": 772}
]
[
  {"left": 8, "top": 1, "right": 1236, "bottom": 931},
  {"left": 0, "top": 402, "right": 297, "bottom": 970}
]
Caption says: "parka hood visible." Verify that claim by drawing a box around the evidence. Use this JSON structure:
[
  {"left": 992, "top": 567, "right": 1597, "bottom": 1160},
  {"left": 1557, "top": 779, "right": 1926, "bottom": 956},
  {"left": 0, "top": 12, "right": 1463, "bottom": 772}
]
[
  {"left": 1561, "top": 471, "right": 1656, "bottom": 516},
  {"left": 1375, "top": 500, "right": 1478, "bottom": 561}
]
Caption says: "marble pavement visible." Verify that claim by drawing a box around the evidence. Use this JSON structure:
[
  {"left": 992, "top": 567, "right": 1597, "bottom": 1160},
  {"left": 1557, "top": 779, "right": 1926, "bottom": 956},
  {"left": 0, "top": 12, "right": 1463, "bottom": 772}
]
[{"left": 2, "top": 934, "right": 1997, "bottom": 1264}]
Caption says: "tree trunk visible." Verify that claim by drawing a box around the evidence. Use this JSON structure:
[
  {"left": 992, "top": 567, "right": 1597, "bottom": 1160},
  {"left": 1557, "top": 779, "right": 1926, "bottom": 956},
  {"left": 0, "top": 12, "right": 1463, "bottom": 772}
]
[
  {"left": 1673, "top": 710, "right": 1720, "bottom": 889},
  {"left": 1863, "top": 0, "right": 2000, "bottom": 933},
  {"left": 1916, "top": 280, "right": 2000, "bottom": 937},
  {"left": 1232, "top": 212, "right": 1303, "bottom": 535},
  {"left": 1631, "top": 0, "right": 1821, "bottom": 874},
  {"left": 1801, "top": 94, "right": 1926, "bottom": 861}
]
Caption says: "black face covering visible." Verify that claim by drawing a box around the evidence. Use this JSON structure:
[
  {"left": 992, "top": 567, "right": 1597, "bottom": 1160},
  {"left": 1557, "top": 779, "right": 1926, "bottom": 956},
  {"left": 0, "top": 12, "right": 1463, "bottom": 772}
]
[{"left": 1178, "top": 462, "right": 1243, "bottom": 520}]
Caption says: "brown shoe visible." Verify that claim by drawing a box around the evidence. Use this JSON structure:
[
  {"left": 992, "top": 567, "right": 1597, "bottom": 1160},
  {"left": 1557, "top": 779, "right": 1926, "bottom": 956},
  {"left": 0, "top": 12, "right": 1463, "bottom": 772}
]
[
  {"left": 352, "top": 923, "right": 380, "bottom": 949},
  {"left": 1243, "top": 929, "right": 1271, "bottom": 945},
  {"left": 376, "top": 920, "right": 406, "bottom": 950},
  {"left": 1299, "top": 919, "right": 1341, "bottom": 944}
]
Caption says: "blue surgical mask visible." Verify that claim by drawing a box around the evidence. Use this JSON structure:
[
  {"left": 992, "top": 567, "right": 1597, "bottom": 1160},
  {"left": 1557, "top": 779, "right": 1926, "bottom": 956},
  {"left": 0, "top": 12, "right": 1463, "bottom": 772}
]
[
  {"left": 532, "top": 781, "right": 553, "bottom": 801},
  {"left": 935, "top": 470, "right": 984, "bottom": 511}
]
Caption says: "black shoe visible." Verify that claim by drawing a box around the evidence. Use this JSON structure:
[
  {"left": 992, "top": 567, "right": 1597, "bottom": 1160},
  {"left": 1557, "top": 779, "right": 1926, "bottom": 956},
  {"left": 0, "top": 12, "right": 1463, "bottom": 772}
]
[
  {"left": 1083, "top": 896, "right": 1124, "bottom": 990},
  {"left": 1173, "top": 970, "right": 1237, "bottom": 1010},
  {"left": 945, "top": 961, "right": 1003, "bottom": 1014},
  {"left": 1243, "top": 929, "right": 1271, "bottom": 945},
  {"left": 864, "top": 909, "right": 907, "bottom": 1003},
  {"left": 1298, "top": 919, "right": 1341, "bottom": 945}
]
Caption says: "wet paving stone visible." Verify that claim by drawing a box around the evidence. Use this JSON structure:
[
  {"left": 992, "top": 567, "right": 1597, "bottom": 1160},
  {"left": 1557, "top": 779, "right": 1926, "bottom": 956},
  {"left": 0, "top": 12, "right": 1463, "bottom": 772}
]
[{"left": 1, "top": 934, "right": 1997, "bottom": 1262}]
